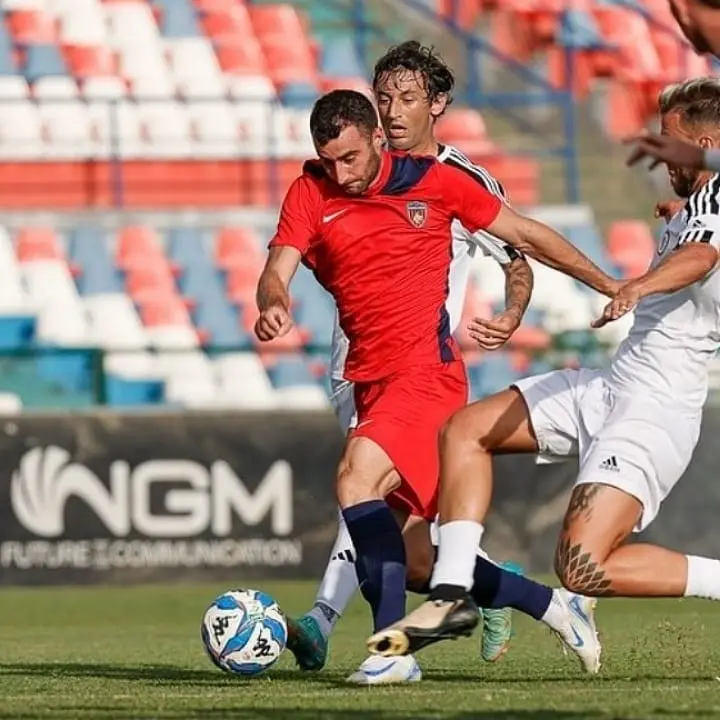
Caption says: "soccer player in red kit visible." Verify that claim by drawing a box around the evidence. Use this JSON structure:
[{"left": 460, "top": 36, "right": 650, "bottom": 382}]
[{"left": 255, "top": 89, "right": 618, "bottom": 676}]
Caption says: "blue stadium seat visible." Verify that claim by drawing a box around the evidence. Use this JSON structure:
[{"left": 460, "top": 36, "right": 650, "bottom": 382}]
[
  {"left": 294, "top": 295, "right": 335, "bottom": 347},
  {"left": 279, "top": 81, "right": 319, "bottom": 109},
  {"left": 0, "top": 316, "right": 35, "bottom": 349},
  {"left": 467, "top": 354, "right": 519, "bottom": 399},
  {"left": 23, "top": 45, "right": 68, "bottom": 82},
  {"left": 0, "top": 24, "right": 16, "bottom": 75},
  {"left": 69, "top": 228, "right": 123, "bottom": 295},
  {"left": 171, "top": 230, "right": 249, "bottom": 347},
  {"left": 155, "top": 0, "right": 200, "bottom": 38},
  {"left": 36, "top": 347, "right": 92, "bottom": 394},
  {"left": 167, "top": 227, "right": 207, "bottom": 267},
  {"left": 321, "top": 37, "right": 366, "bottom": 78},
  {"left": 106, "top": 375, "right": 166, "bottom": 406},
  {"left": 267, "top": 355, "right": 317, "bottom": 388},
  {"left": 557, "top": 10, "right": 605, "bottom": 49}
]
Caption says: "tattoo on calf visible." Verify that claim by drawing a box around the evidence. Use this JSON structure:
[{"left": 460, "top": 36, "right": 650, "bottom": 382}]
[{"left": 554, "top": 537, "right": 615, "bottom": 596}]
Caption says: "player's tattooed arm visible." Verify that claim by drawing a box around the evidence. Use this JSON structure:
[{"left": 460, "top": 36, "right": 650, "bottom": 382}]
[
  {"left": 486, "top": 205, "right": 620, "bottom": 298},
  {"left": 503, "top": 256, "right": 533, "bottom": 321}
]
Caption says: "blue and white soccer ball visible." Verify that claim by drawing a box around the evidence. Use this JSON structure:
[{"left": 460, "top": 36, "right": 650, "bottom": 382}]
[{"left": 201, "top": 589, "right": 288, "bottom": 677}]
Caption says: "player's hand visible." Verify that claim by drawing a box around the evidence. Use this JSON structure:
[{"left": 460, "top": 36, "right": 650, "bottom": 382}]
[
  {"left": 468, "top": 310, "right": 522, "bottom": 350},
  {"left": 254, "top": 305, "right": 293, "bottom": 341},
  {"left": 655, "top": 199, "right": 685, "bottom": 221},
  {"left": 623, "top": 131, "right": 705, "bottom": 170},
  {"left": 591, "top": 282, "right": 642, "bottom": 328}
]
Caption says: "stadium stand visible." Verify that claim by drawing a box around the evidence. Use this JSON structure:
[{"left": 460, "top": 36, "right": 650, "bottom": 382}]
[{"left": 0, "top": 0, "right": 694, "bottom": 409}]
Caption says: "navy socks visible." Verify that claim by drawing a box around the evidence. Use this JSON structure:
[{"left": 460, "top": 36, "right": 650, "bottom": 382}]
[{"left": 342, "top": 500, "right": 407, "bottom": 632}]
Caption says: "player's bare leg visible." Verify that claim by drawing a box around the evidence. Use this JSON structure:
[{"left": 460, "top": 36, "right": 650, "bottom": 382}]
[
  {"left": 555, "top": 483, "right": 720, "bottom": 600},
  {"left": 367, "top": 389, "right": 602, "bottom": 673}
]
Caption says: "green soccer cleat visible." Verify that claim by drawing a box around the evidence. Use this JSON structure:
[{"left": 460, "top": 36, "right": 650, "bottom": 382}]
[
  {"left": 480, "top": 561, "right": 524, "bottom": 663},
  {"left": 285, "top": 614, "right": 329, "bottom": 671}
]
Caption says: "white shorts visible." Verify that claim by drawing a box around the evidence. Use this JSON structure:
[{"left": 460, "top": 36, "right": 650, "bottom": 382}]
[
  {"left": 513, "top": 368, "right": 701, "bottom": 532},
  {"left": 329, "top": 376, "right": 357, "bottom": 433}
]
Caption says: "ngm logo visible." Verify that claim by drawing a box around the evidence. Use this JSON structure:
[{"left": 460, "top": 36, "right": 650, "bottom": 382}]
[{"left": 10, "top": 446, "right": 293, "bottom": 538}]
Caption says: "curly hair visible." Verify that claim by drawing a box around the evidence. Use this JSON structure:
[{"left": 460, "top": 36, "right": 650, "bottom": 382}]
[
  {"left": 309, "top": 89, "right": 379, "bottom": 147},
  {"left": 372, "top": 40, "right": 455, "bottom": 109}
]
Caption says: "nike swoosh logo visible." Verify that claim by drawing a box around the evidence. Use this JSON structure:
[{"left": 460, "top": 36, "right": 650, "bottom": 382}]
[
  {"left": 363, "top": 661, "right": 397, "bottom": 677},
  {"left": 568, "top": 595, "right": 591, "bottom": 625},
  {"left": 570, "top": 625, "right": 585, "bottom": 648},
  {"left": 323, "top": 210, "right": 347, "bottom": 223}
]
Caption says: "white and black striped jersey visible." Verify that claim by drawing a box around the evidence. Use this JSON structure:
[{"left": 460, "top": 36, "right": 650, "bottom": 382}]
[
  {"left": 329, "top": 144, "right": 522, "bottom": 381},
  {"left": 608, "top": 173, "right": 720, "bottom": 411}
]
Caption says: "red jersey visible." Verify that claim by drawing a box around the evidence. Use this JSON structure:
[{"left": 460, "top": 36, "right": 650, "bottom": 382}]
[{"left": 269, "top": 150, "right": 502, "bottom": 382}]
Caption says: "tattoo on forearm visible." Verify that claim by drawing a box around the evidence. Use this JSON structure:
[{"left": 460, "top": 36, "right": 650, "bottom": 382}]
[
  {"left": 554, "top": 537, "right": 615, "bottom": 596},
  {"left": 505, "top": 260, "right": 532, "bottom": 316}
]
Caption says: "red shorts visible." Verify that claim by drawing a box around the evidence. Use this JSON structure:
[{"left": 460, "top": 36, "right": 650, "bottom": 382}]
[{"left": 350, "top": 361, "right": 468, "bottom": 520}]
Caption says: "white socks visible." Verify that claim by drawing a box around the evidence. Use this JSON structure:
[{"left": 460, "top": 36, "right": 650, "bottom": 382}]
[
  {"left": 540, "top": 590, "right": 568, "bottom": 632},
  {"left": 311, "top": 512, "right": 360, "bottom": 635},
  {"left": 430, "top": 521, "right": 484, "bottom": 591},
  {"left": 684, "top": 555, "right": 720, "bottom": 600}
]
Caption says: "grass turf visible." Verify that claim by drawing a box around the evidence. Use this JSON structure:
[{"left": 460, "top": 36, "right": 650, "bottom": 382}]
[{"left": 0, "top": 580, "right": 719, "bottom": 719}]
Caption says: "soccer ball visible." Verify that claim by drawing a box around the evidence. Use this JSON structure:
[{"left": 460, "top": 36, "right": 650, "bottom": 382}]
[{"left": 201, "top": 589, "right": 288, "bottom": 677}]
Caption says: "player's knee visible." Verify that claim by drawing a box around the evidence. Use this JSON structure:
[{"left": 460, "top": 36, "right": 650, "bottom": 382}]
[
  {"left": 335, "top": 457, "right": 399, "bottom": 508},
  {"left": 440, "top": 408, "right": 475, "bottom": 455}
]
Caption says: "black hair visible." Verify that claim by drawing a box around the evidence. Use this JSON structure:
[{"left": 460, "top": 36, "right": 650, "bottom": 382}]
[
  {"left": 372, "top": 40, "right": 455, "bottom": 108},
  {"left": 309, "top": 89, "right": 379, "bottom": 147}
]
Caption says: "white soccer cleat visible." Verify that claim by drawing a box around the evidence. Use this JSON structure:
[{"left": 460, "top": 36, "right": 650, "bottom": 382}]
[
  {"left": 549, "top": 588, "right": 602, "bottom": 674},
  {"left": 345, "top": 654, "right": 422, "bottom": 685}
]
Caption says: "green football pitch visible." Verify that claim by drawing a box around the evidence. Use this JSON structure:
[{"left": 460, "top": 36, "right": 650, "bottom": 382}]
[{"left": 0, "top": 580, "right": 719, "bottom": 719}]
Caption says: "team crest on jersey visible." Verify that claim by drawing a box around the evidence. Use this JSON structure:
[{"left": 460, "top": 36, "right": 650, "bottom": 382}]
[{"left": 406, "top": 201, "right": 428, "bottom": 228}]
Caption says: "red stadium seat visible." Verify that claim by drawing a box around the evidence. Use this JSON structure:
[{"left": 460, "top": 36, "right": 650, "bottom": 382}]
[
  {"left": 15, "top": 227, "right": 64, "bottom": 263},
  {"left": 215, "top": 227, "right": 264, "bottom": 270},
  {"left": 139, "top": 293, "right": 193, "bottom": 327},
  {"left": 125, "top": 264, "right": 177, "bottom": 301},
  {"left": 6, "top": 10, "right": 57, "bottom": 44},
  {"left": 116, "top": 226, "right": 169, "bottom": 271},
  {"left": 226, "top": 265, "right": 262, "bottom": 305},
  {"left": 214, "top": 40, "right": 265, "bottom": 74},
  {"left": 436, "top": 109, "right": 489, "bottom": 144},
  {"left": 64, "top": 45, "right": 116, "bottom": 78},
  {"left": 607, "top": 220, "right": 654, "bottom": 277}
]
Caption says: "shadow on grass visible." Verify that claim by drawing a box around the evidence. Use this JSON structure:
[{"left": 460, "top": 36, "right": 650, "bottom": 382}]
[
  {"left": 0, "top": 662, "right": 715, "bottom": 686},
  {"left": 0, "top": 709, "right": 717, "bottom": 720}
]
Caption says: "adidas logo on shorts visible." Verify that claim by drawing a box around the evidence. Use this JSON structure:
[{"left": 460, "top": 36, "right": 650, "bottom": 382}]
[{"left": 599, "top": 456, "right": 620, "bottom": 472}]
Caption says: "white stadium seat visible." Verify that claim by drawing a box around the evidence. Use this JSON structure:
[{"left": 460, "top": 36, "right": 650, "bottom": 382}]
[
  {"left": 59, "top": 6, "right": 107, "bottom": 45},
  {"left": 82, "top": 76, "right": 127, "bottom": 101},
  {"left": 274, "top": 385, "right": 331, "bottom": 410},
  {"left": 0, "top": 104, "right": 44, "bottom": 160},
  {"left": 39, "top": 101, "right": 93, "bottom": 159},
  {"left": 32, "top": 76, "right": 78, "bottom": 99},
  {"left": 0, "top": 393, "right": 22, "bottom": 413},
  {"left": 83, "top": 294, "right": 148, "bottom": 350},
  {"left": 136, "top": 101, "right": 194, "bottom": 158},
  {"left": 0, "top": 76, "right": 30, "bottom": 100},
  {"left": 187, "top": 101, "right": 238, "bottom": 158},
  {"left": 213, "top": 353, "right": 278, "bottom": 409}
]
